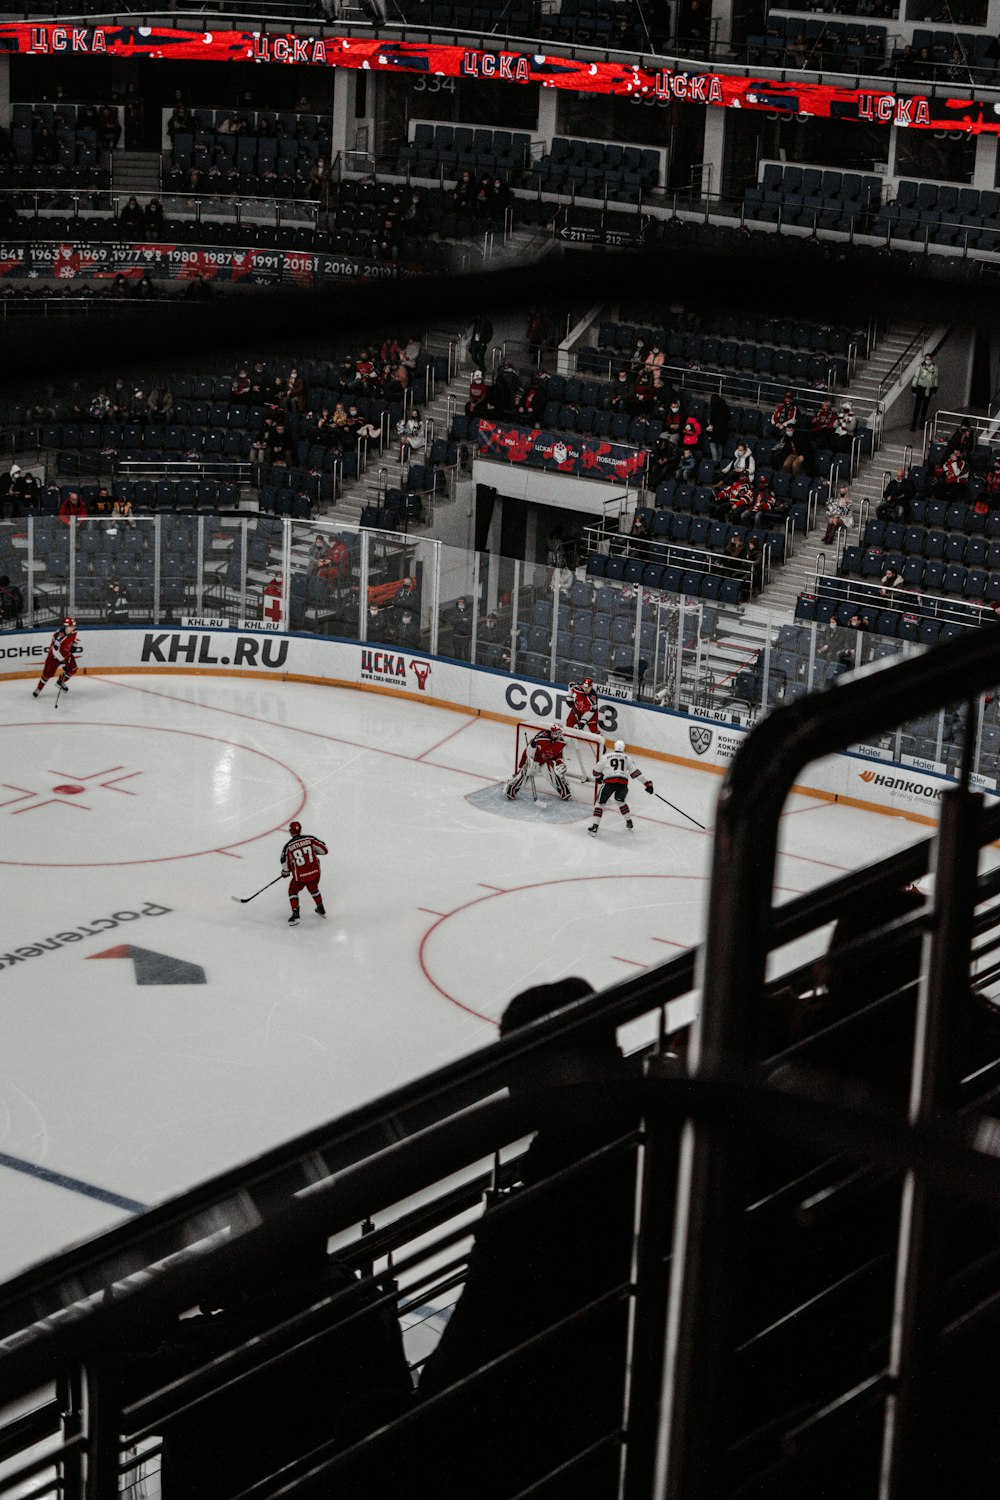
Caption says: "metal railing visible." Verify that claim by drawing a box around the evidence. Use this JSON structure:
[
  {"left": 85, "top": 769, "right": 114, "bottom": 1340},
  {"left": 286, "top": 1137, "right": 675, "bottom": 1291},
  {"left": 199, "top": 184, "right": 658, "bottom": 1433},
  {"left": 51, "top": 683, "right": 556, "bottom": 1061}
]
[{"left": 1, "top": 628, "right": 1000, "bottom": 1497}]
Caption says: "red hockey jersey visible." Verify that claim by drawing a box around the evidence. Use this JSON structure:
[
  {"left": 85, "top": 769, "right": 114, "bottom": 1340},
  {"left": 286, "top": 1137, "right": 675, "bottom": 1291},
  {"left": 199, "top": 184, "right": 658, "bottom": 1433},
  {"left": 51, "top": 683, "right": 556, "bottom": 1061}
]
[{"left": 280, "top": 832, "right": 329, "bottom": 883}]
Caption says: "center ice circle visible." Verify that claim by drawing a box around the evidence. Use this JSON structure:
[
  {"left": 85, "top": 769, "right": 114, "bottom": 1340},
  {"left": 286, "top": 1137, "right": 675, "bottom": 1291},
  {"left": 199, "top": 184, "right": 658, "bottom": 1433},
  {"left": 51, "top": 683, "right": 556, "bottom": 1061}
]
[{"left": 0, "top": 722, "right": 306, "bottom": 867}]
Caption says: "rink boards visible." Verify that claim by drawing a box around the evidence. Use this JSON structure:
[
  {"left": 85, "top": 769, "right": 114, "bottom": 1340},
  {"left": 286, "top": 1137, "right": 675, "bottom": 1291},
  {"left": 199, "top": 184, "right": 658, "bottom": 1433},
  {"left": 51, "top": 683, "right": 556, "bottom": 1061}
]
[{"left": 0, "top": 623, "right": 986, "bottom": 824}]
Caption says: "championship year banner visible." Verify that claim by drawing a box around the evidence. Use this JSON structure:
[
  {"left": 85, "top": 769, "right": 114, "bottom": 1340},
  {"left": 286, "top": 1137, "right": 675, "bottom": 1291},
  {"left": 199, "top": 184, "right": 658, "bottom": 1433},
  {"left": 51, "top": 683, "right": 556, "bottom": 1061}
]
[
  {"left": 0, "top": 239, "right": 403, "bottom": 284},
  {"left": 2, "top": 23, "right": 1000, "bottom": 134},
  {"left": 476, "top": 420, "right": 648, "bottom": 483}
]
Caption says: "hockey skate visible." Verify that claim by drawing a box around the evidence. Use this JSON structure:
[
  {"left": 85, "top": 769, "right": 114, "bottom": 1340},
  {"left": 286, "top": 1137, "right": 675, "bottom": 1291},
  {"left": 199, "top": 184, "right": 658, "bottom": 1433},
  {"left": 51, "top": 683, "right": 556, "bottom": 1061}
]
[
  {"left": 625, "top": 819, "right": 634, "bottom": 830},
  {"left": 57, "top": 676, "right": 69, "bottom": 693},
  {"left": 315, "top": 903, "right": 326, "bottom": 917},
  {"left": 32, "top": 688, "right": 40, "bottom": 698},
  {"left": 588, "top": 823, "right": 599, "bottom": 836},
  {"left": 288, "top": 910, "right": 300, "bottom": 925}
]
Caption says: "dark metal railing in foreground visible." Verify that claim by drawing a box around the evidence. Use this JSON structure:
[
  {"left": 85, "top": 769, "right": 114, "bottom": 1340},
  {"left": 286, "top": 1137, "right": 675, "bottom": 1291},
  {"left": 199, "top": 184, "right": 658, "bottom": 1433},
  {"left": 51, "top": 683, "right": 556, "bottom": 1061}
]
[{"left": 2, "top": 630, "right": 1000, "bottom": 1498}]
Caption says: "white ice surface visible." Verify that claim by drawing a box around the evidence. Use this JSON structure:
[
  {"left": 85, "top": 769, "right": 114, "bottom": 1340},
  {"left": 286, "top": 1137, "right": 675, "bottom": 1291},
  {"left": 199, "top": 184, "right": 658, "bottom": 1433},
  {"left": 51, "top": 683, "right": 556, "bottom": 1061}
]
[{"left": 0, "top": 672, "right": 932, "bottom": 1282}]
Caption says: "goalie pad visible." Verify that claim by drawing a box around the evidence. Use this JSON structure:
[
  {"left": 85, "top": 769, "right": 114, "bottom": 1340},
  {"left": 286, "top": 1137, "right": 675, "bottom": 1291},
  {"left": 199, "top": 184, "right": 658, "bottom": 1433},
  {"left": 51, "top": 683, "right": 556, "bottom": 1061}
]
[{"left": 505, "top": 769, "right": 526, "bottom": 801}]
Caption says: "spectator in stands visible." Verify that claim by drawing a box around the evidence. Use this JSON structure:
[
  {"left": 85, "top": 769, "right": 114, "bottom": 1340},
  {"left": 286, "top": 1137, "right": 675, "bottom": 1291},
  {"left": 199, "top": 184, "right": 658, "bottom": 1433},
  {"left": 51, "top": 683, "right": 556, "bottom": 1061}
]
[
  {"left": 608, "top": 367, "right": 634, "bottom": 414},
  {"left": 877, "top": 467, "right": 916, "bottom": 522},
  {"left": 98, "top": 104, "right": 121, "bottom": 149},
  {"left": 946, "top": 417, "right": 976, "bottom": 460},
  {"left": 417, "top": 976, "right": 641, "bottom": 1500},
  {"left": 644, "top": 342, "right": 666, "bottom": 389},
  {"left": 678, "top": 415, "right": 703, "bottom": 478},
  {"left": 706, "top": 391, "right": 730, "bottom": 463},
  {"left": 106, "top": 578, "right": 129, "bottom": 623},
  {"left": 278, "top": 368, "right": 306, "bottom": 414},
  {"left": 946, "top": 44, "right": 972, "bottom": 82},
  {"left": 58, "top": 490, "right": 88, "bottom": 526},
  {"left": 811, "top": 398, "right": 837, "bottom": 439},
  {"left": 474, "top": 173, "right": 494, "bottom": 219},
  {"left": 466, "top": 369, "right": 488, "bottom": 417},
  {"left": 166, "top": 104, "right": 191, "bottom": 139},
  {"left": 832, "top": 400, "right": 857, "bottom": 453},
  {"left": 328, "top": 402, "right": 351, "bottom": 447},
  {"left": 821, "top": 484, "right": 854, "bottom": 543},
  {"left": 402, "top": 190, "right": 431, "bottom": 235},
  {"left": 143, "top": 199, "right": 164, "bottom": 238},
  {"left": 911, "top": 352, "right": 939, "bottom": 430},
  {"left": 396, "top": 607, "right": 420, "bottom": 648},
  {"left": 35, "top": 125, "right": 60, "bottom": 168},
  {"left": 937, "top": 448, "right": 969, "bottom": 493},
  {"left": 453, "top": 169, "right": 475, "bottom": 215},
  {"left": 0, "top": 573, "right": 24, "bottom": 628},
  {"left": 469, "top": 314, "right": 493, "bottom": 371},
  {"left": 628, "top": 336, "right": 648, "bottom": 372},
  {"left": 630, "top": 512, "right": 651, "bottom": 552},
  {"left": 722, "top": 477, "right": 755, "bottom": 525},
  {"left": 266, "top": 420, "right": 294, "bottom": 467},
  {"left": 771, "top": 390, "right": 798, "bottom": 434},
  {"left": 490, "top": 177, "right": 512, "bottom": 225},
  {"left": 0, "top": 465, "right": 23, "bottom": 518},
  {"left": 111, "top": 496, "right": 135, "bottom": 527},
  {"left": 147, "top": 383, "right": 173, "bottom": 419},
  {"left": 717, "top": 438, "right": 755, "bottom": 485},
  {"left": 308, "top": 156, "right": 331, "bottom": 205},
  {"left": 350, "top": 403, "right": 382, "bottom": 443},
  {"left": 397, "top": 409, "right": 424, "bottom": 463},
  {"left": 648, "top": 427, "right": 679, "bottom": 488},
  {"left": 118, "top": 197, "right": 144, "bottom": 235},
  {"left": 879, "top": 564, "right": 904, "bottom": 595},
  {"left": 349, "top": 349, "right": 376, "bottom": 394},
  {"left": 786, "top": 32, "right": 809, "bottom": 68},
  {"left": 184, "top": 273, "right": 211, "bottom": 299},
  {"left": 985, "top": 453, "right": 1000, "bottom": 504},
  {"left": 774, "top": 424, "right": 816, "bottom": 477}
]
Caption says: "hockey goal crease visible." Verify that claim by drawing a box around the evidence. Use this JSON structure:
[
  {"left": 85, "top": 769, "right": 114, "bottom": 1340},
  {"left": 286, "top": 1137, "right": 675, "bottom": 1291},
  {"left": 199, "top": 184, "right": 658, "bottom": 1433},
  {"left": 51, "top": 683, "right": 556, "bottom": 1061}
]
[{"left": 513, "top": 721, "right": 603, "bottom": 787}]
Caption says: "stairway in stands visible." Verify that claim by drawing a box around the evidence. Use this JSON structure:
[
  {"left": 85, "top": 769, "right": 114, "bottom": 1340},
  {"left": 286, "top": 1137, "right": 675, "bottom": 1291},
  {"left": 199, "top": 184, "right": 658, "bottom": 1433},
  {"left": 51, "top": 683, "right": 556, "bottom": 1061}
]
[
  {"left": 301, "top": 324, "right": 469, "bottom": 539},
  {"left": 110, "top": 150, "right": 163, "bottom": 200},
  {"left": 701, "top": 317, "right": 927, "bottom": 708}
]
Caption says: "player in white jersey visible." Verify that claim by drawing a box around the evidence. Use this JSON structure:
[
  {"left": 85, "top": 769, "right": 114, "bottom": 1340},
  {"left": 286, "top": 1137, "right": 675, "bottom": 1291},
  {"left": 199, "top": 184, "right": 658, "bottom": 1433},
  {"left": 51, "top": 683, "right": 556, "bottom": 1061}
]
[{"left": 589, "top": 740, "right": 653, "bottom": 835}]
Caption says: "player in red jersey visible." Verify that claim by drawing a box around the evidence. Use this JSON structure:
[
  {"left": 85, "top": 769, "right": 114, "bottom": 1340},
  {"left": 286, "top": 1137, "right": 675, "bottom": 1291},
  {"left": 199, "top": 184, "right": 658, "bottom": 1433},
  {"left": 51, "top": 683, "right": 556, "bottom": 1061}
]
[
  {"left": 566, "top": 677, "right": 599, "bottom": 734},
  {"left": 33, "top": 617, "right": 80, "bottom": 698},
  {"left": 506, "top": 724, "right": 571, "bottom": 802},
  {"left": 280, "top": 821, "right": 329, "bottom": 925}
]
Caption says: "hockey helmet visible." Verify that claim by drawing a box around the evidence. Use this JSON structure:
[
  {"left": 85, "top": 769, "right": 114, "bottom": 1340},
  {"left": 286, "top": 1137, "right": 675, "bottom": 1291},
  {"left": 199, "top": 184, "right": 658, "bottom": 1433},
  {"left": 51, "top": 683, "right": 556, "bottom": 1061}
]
[
  {"left": 289, "top": 821, "right": 302, "bottom": 836},
  {"left": 550, "top": 722, "right": 562, "bottom": 734},
  {"left": 582, "top": 677, "right": 593, "bottom": 690},
  {"left": 63, "top": 616, "right": 76, "bottom": 630},
  {"left": 614, "top": 740, "right": 625, "bottom": 753}
]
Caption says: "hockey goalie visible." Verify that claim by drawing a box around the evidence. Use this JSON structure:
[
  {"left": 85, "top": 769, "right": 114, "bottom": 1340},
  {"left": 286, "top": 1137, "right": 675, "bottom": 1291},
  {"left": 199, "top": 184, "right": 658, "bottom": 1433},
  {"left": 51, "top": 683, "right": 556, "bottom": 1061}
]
[{"left": 505, "top": 723, "right": 572, "bottom": 802}]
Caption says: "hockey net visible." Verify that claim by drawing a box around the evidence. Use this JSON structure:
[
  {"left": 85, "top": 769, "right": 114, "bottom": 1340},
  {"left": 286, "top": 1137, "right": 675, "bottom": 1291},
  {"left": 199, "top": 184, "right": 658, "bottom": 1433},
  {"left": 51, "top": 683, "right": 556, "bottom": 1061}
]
[{"left": 513, "top": 721, "right": 603, "bottom": 787}]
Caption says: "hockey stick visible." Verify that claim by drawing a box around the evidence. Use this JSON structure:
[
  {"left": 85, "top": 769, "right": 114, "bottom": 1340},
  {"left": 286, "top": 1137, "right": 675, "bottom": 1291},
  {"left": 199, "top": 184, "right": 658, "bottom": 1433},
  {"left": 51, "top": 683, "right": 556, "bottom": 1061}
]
[
  {"left": 54, "top": 676, "right": 64, "bottom": 709},
  {"left": 653, "top": 791, "right": 706, "bottom": 830},
  {"left": 231, "top": 874, "right": 285, "bottom": 904}
]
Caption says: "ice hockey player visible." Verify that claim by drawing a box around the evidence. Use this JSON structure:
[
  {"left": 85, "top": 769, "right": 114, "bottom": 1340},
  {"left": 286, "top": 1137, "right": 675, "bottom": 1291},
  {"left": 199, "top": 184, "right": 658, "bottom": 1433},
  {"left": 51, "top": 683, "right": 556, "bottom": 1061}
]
[
  {"left": 281, "top": 821, "right": 329, "bottom": 925},
  {"left": 589, "top": 740, "right": 654, "bottom": 835},
  {"left": 32, "top": 617, "right": 80, "bottom": 698},
  {"left": 566, "top": 677, "right": 599, "bottom": 734},
  {"left": 506, "top": 723, "right": 572, "bottom": 802}
]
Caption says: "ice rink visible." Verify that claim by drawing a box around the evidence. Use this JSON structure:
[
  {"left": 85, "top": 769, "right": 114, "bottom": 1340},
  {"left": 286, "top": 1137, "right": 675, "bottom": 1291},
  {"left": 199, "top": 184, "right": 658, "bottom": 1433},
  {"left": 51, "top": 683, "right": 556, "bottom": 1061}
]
[{"left": 0, "top": 669, "right": 934, "bottom": 1282}]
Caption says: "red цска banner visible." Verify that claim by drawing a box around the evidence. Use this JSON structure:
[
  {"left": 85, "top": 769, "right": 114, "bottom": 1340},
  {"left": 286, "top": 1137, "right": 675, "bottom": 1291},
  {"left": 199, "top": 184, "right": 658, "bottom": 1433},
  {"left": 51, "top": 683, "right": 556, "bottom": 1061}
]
[{"left": 3, "top": 23, "right": 1000, "bottom": 133}]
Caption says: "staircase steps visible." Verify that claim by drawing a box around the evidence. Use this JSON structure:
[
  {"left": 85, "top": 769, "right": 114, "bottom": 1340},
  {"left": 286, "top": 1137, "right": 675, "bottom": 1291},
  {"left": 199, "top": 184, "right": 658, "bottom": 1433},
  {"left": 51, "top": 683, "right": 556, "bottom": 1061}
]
[{"left": 110, "top": 150, "right": 163, "bottom": 198}]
